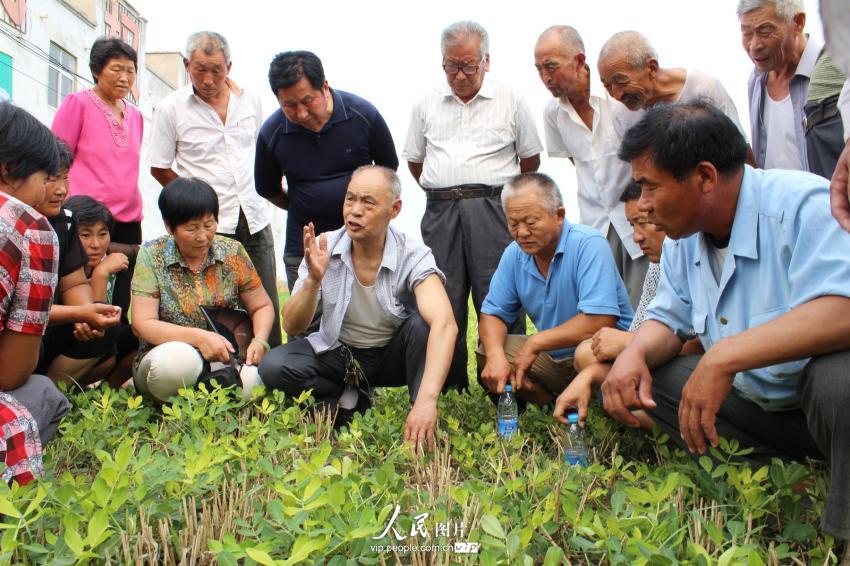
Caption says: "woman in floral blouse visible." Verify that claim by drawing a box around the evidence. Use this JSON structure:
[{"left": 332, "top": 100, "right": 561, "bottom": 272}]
[{"left": 130, "top": 178, "right": 274, "bottom": 401}]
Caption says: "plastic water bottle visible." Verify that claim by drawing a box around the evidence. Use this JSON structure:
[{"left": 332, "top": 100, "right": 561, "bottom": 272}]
[
  {"left": 564, "top": 413, "right": 589, "bottom": 466},
  {"left": 496, "top": 385, "right": 519, "bottom": 438}
]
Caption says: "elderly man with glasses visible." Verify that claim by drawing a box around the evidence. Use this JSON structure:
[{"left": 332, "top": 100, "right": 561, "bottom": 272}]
[{"left": 403, "top": 20, "right": 542, "bottom": 390}]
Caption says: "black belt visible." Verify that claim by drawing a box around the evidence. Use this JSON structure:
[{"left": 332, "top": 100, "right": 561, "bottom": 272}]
[
  {"left": 425, "top": 184, "right": 502, "bottom": 201},
  {"left": 803, "top": 94, "right": 841, "bottom": 134}
]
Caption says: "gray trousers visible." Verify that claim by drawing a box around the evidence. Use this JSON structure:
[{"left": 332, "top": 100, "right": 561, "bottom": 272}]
[
  {"left": 6, "top": 374, "right": 70, "bottom": 446},
  {"left": 607, "top": 225, "right": 649, "bottom": 311},
  {"left": 258, "top": 312, "right": 430, "bottom": 405},
  {"left": 422, "top": 196, "right": 525, "bottom": 390},
  {"left": 220, "top": 210, "right": 282, "bottom": 348},
  {"left": 648, "top": 351, "right": 850, "bottom": 539}
]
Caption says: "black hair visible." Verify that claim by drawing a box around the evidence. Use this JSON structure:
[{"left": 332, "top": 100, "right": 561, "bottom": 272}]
[
  {"left": 55, "top": 137, "right": 74, "bottom": 172},
  {"left": 618, "top": 180, "right": 642, "bottom": 203},
  {"left": 618, "top": 100, "right": 748, "bottom": 181},
  {"left": 0, "top": 103, "right": 60, "bottom": 180},
  {"left": 268, "top": 50, "right": 325, "bottom": 94},
  {"left": 64, "top": 195, "right": 114, "bottom": 231},
  {"left": 158, "top": 177, "right": 219, "bottom": 229},
  {"left": 89, "top": 37, "right": 138, "bottom": 82}
]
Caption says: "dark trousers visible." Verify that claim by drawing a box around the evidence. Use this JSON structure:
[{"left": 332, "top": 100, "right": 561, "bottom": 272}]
[
  {"left": 219, "top": 210, "right": 282, "bottom": 348},
  {"left": 258, "top": 312, "right": 430, "bottom": 405},
  {"left": 805, "top": 95, "right": 845, "bottom": 179},
  {"left": 421, "top": 196, "right": 524, "bottom": 390},
  {"left": 111, "top": 220, "right": 142, "bottom": 325},
  {"left": 648, "top": 351, "right": 850, "bottom": 539}
]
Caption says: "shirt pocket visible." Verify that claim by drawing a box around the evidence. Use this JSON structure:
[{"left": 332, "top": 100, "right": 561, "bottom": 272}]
[
  {"left": 230, "top": 117, "right": 256, "bottom": 148},
  {"left": 475, "top": 126, "right": 512, "bottom": 150}
]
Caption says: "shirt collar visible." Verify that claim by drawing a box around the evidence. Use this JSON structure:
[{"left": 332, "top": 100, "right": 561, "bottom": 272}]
[
  {"left": 183, "top": 79, "right": 244, "bottom": 102},
  {"left": 163, "top": 235, "right": 227, "bottom": 269},
  {"left": 795, "top": 35, "right": 823, "bottom": 79},
  {"left": 694, "top": 165, "right": 759, "bottom": 264},
  {"left": 330, "top": 225, "right": 399, "bottom": 273},
  {"left": 441, "top": 74, "right": 495, "bottom": 102}
]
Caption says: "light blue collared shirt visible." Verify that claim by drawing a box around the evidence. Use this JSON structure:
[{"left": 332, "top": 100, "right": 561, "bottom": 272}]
[
  {"left": 482, "top": 221, "right": 633, "bottom": 359},
  {"left": 646, "top": 166, "right": 850, "bottom": 410}
]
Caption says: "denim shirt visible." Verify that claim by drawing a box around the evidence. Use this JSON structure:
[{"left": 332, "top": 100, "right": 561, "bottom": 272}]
[
  {"left": 293, "top": 225, "right": 444, "bottom": 353},
  {"left": 646, "top": 166, "right": 850, "bottom": 410},
  {"left": 747, "top": 36, "right": 822, "bottom": 169}
]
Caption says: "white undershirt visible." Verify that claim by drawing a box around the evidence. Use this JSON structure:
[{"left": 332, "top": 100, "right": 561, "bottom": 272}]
[
  {"left": 763, "top": 93, "right": 804, "bottom": 170},
  {"left": 709, "top": 244, "right": 728, "bottom": 284},
  {"left": 338, "top": 277, "right": 398, "bottom": 348}
]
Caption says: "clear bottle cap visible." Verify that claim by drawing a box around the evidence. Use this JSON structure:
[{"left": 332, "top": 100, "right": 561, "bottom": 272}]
[{"left": 567, "top": 412, "right": 579, "bottom": 424}]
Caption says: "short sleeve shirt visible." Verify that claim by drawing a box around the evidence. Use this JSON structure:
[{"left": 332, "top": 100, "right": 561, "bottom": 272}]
[
  {"left": 292, "top": 225, "right": 444, "bottom": 353},
  {"left": 646, "top": 166, "right": 850, "bottom": 410},
  {"left": 51, "top": 90, "right": 144, "bottom": 223},
  {"left": 543, "top": 94, "right": 639, "bottom": 258},
  {"left": 131, "top": 235, "right": 261, "bottom": 356},
  {"left": 148, "top": 84, "right": 271, "bottom": 235},
  {"left": 481, "top": 222, "right": 634, "bottom": 359},
  {"left": 402, "top": 77, "right": 543, "bottom": 188},
  {"left": 0, "top": 193, "right": 59, "bottom": 336}
]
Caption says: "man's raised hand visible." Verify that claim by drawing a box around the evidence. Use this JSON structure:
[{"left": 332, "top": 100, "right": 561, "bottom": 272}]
[{"left": 303, "top": 222, "right": 330, "bottom": 283}]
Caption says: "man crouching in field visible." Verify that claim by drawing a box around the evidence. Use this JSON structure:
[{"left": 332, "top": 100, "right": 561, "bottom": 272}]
[
  {"left": 602, "top": 101, "right": 850, "bottom": 551},
  {"left": 260, "top": 165, "right": 457, "bottom": 449}
]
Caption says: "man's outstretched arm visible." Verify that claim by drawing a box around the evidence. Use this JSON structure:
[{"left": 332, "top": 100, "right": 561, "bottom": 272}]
[{"left": 404, "top": 274, "right": 458, "bottom": 450}]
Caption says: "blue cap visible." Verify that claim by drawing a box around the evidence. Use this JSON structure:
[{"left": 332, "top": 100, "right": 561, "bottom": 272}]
[
  {"left": 504, "top": 385, "right": 512, "bottom": 392},
  {"left": 567, "top": 412, "right": 579, "bottom": 424}
]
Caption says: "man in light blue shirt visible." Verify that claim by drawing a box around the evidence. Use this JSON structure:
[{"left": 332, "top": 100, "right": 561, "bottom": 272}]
[
  {"left": 602, "top": 101, "right": 850, "bottom": 543},
  {"left": 478, "top": 172, "right": 633, "bottom": 406}
]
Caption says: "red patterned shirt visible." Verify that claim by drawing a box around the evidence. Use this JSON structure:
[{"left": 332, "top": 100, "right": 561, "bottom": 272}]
[
  {"left": 0, "top": 392, "right": 43, "bottom": 485},
  {"left": 0, "top": 192, "right": 59, "bottom": 335}
]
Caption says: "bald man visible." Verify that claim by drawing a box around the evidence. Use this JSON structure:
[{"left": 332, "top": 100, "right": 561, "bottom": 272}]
[
  {"left": 597, "top": 30, "right": 751, "bottom": 158},
  {"left": 534, "top": 25, "right": 647, "bottom": 308}
]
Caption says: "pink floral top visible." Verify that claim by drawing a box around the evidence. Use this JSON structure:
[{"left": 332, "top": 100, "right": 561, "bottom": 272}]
[{"left": 51, "top": 89, "right": 144, "bottom": 223}]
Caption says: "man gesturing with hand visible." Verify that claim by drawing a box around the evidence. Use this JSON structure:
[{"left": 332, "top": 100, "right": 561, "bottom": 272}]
[{"left": 260, "top": 166, "right": 457, "bottom": 451}]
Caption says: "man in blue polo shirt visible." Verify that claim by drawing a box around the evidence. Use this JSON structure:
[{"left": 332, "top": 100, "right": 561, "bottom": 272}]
[
  {"left": 602, "top": 101, "right": 850, "bottom": 544},
  {"left": 255, "top": 51, "right": 399, "bottom": 290},
  {"left": 477, "top": 172, "right": 633, "bottom": 406}
]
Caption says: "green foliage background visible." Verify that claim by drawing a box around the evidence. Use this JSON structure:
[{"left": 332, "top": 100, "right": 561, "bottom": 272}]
[{"left": 0, "top": 294, "right": 839, "bottom": 564}]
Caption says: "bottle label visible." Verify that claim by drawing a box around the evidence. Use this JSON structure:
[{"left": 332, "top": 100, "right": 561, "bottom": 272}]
[
  {"left": 498, "top": 418, "right": 518, "bottom": 437},
  {"left": 564, "top": 451, "right": 589, "bottom": 467}
]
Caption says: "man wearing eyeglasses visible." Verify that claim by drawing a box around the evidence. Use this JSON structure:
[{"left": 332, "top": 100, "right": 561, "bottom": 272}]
[{"left": 403, "top": 20, "right": 542, "bottom": 390}]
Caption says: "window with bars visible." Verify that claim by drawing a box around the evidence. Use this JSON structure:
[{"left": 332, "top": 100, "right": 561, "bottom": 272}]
[{"left": 48, "top": 42, "right": 77, "bottom": 108}]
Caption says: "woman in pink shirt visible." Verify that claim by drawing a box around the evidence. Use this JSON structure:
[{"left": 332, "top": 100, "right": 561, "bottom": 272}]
[{"left": 52, "top": 37, "right": 143, "bottom": 322}]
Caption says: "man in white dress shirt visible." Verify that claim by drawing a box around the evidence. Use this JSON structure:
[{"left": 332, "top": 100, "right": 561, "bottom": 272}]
[
  {"left": 535, "top": 25, "right": 647, "bottom": 308},
  {"left": 148, "top": 31, "right": 281, "bottom": 347},
  {"left": 403, "top": 20, "right": 543, "bottom": 388}
]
